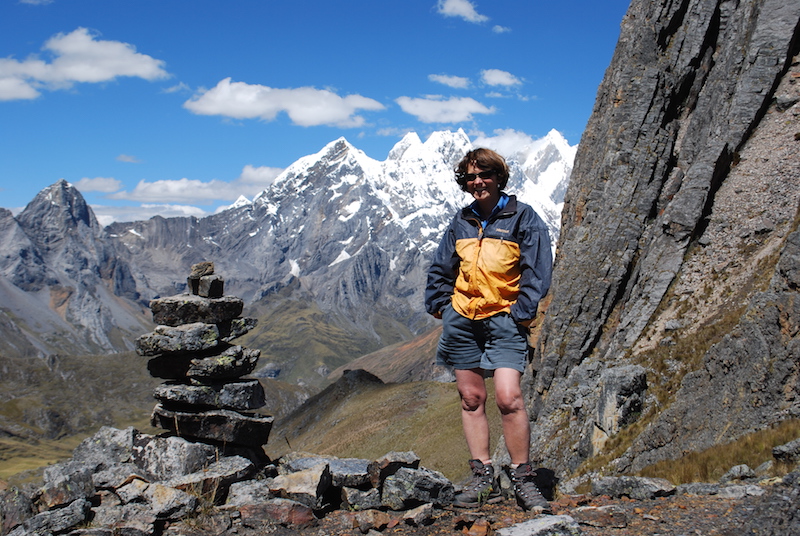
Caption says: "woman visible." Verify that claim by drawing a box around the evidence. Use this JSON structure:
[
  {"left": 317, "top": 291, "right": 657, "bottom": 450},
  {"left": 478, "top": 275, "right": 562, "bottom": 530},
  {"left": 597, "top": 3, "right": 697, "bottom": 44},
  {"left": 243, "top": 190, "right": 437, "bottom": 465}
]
[{"left": 425, "top": 148, "right": 552, "bottom": 512}]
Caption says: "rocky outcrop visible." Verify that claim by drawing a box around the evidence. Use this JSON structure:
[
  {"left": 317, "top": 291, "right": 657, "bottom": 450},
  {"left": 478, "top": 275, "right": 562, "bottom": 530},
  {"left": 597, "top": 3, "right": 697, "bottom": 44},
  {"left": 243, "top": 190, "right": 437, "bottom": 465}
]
[
  {"left": 0, "top": 427, "right": 456, "bottom": 535},
  {"left": 527, "top": 0, "right": 800, "bottom": 476}
]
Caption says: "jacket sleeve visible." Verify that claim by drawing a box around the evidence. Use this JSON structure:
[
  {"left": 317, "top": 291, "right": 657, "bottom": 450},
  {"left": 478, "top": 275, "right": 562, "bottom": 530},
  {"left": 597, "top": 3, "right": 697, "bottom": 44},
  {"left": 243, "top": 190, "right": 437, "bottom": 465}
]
[
  {"left": 425, "top": 216, "right": 460, "bottom": 317},
  {"left": 509, "top": 206, "right": 553, "bottom": 323}
]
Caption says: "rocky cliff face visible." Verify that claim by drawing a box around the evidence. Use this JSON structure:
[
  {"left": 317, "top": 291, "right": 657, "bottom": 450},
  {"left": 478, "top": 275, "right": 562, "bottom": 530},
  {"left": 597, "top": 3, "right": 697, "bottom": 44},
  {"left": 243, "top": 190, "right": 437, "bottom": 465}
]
[{"left": 526, "top": 0, "right": 800, "bottom": 481}]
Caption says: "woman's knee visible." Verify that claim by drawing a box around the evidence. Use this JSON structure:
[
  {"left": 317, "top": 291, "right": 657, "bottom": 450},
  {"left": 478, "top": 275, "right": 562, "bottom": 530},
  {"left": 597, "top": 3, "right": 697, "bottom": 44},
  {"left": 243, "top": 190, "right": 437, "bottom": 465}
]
[
  {"left": 460, "top": 391, "right": 487, "bottom": 412},
  {"left": 495, "top": 391, "right": 524, "bottom": 415}
]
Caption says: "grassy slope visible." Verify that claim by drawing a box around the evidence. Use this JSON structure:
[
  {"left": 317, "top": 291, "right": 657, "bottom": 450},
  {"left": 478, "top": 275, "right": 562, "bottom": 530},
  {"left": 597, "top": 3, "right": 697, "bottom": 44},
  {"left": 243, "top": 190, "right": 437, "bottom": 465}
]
[{"left": 266, "top": 374, "right": 503, "bottom": 483}]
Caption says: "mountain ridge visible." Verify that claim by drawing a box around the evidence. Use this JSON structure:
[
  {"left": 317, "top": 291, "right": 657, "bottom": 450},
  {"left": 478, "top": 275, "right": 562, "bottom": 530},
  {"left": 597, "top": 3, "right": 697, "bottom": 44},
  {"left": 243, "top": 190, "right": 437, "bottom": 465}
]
[{"left": 0, "top": 129, "right": 575, "bottom": 388}]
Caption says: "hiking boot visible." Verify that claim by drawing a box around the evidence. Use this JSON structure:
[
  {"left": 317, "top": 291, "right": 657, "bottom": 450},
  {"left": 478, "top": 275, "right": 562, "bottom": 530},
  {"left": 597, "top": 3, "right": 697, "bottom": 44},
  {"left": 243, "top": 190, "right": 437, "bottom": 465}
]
[
  {"left": 453, "top": 459, "right": 502, "bottom": 508},
  {"left": 509, "top": 463, "right": 552, "bottom": 513}
]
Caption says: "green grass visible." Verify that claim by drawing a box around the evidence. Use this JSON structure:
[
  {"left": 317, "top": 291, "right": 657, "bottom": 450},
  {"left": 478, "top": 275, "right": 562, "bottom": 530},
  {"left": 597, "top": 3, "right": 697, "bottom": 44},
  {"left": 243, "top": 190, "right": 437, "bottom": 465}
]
[{"left": 266, "top": 379, "right": 504, "bottom": 483}]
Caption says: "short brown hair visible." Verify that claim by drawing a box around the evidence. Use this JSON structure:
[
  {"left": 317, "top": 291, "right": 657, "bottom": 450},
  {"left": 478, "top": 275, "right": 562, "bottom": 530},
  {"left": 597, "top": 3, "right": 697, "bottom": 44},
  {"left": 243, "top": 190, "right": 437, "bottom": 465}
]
[{"left": 454, "top": 148, "right": 510, "bottom": 191}]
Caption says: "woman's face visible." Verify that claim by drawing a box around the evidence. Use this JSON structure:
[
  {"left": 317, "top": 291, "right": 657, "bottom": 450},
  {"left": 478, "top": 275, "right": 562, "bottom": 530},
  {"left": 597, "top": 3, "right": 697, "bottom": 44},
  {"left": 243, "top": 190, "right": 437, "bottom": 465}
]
[{"left": 465, "top": 162, "right": 501, "bottom": 206}]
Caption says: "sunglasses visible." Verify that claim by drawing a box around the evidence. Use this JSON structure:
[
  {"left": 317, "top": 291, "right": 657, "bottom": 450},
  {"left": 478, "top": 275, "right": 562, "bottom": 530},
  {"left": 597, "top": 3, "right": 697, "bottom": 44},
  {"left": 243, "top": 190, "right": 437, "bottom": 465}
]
[{"left": 463, "top": 170, "right": 496, "bottom": 182}]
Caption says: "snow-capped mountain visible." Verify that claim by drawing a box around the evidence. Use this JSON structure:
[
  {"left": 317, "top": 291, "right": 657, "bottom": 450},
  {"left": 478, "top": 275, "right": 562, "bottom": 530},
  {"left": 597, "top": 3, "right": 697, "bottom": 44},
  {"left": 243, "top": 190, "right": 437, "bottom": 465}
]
[{"left": 1, "top": 130, "right": 574, "bottom": 383}]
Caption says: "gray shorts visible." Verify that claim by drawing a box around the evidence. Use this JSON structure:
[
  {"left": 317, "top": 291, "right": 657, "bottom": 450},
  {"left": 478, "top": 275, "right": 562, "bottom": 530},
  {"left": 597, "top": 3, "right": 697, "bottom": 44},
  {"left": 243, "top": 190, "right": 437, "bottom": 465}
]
[{"left": 435, "top": 303, "right": 529, "bottom": 373}]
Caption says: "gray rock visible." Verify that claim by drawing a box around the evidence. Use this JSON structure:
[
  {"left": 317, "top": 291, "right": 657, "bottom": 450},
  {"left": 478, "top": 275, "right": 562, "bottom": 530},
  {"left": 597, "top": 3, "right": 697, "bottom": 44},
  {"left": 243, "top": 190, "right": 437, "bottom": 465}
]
[
  {"left": 715, "top": 484, "right": 765, "bottom": 499},
  {"left": 402, "top": 502, "right": 435, "bottom": 526},
  {"left": 591, "top": 476, "right": 675, "bottom": 500},
  {"left": 773, "top": 437, "right": 800, "bottom": 463},
  {"left": 150, "top": 294, "right": 244, "bottom": 327},
  {"left": 495, "top": 515, "right": 581, "bottom": 536},
  {"left": 529, "top": 0, "right": 800, "bottom": 476},
  {"left": 226, "top": 479, "right": 275, "bottom": 507},
  {"left": 187, "top": 345, "right": 261, "bottom": 380},
  {"left": 341, "top": 487, "right": 382, "bottom": 511},
  {"left": 150, "top": 404, "right": 273, "bottom": 447},
  {"left": 135, "top": 322, "right": 222, "bottom": 356},
  {"left": 91, "top": 462, "right": 146, "bottom": 490},
  {"left": 381, "top": 467, "right": 454, "bottom": 510},
  {"left": 131, "top": 434, "right": 218, "bottom": 481},
  {"left": 7, "top": 498, "right": 90, "bottom": 536},
  {"left": 219, "top": 317, "right": 258, "bottom": 342},
  {"left": 676, "top": 482, "right": 723, "bottom": 496},
  {"left": 153, "top": 379, "right": 266, "bottom": 411},
  {"left": 280, "top": 454, "right": 371, "bottom": 488},
  {"left": 72, "top": 426, "right": 137, "bottom": 466},
  {"left": 89, "top": 502, "right": 156, "bottom": 535},
  {"left": 268, "top": 463, "right": 331, "bottom": 510},
  {"left": 367, "top": 451, "right": 420, "bottom": 486},
  {"left": 0, "top": 488, "right": 35, "bottom": 536},
  {"left": 144, "top": 483, "right": 199, "bottom": 520},
  {"left": 165, "top": 455, "right": 255, "bottom": 503},
  {"left": 116, "top": 478, "right": 150, "bottom": 505},
  {"left": 39, "top": 461, "right": 96, "bottom": 509},
  {"left": 720, "top": 464, "right": 756, "bottom": 483}
]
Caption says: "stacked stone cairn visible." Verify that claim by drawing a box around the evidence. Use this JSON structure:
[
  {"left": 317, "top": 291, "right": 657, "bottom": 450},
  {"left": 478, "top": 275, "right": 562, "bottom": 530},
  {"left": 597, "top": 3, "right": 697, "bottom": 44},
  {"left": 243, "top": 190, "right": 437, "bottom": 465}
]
[{"left": 136, "top": 261, "right": 273, "bottom": 458}]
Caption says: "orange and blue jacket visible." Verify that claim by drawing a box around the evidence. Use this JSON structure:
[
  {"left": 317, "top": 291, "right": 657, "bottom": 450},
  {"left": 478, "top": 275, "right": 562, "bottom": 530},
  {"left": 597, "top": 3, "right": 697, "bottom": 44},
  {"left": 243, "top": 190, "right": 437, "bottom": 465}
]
[{"left": 425, "top": 195, "right": 552, "bottom": 323}]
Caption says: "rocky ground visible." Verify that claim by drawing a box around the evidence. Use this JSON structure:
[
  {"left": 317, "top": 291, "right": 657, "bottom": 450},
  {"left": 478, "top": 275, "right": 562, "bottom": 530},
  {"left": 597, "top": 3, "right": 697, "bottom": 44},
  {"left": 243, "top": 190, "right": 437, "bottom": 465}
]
[{"left": 158, "top": 474, "right": 799, "bottom": 536}]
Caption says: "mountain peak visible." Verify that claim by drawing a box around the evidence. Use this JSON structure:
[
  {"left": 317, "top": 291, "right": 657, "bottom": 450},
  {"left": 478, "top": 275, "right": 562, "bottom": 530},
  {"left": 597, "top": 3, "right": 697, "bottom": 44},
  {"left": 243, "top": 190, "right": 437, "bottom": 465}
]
[{"left": 17, "top": 179, "right": 99, "bottom": 235}]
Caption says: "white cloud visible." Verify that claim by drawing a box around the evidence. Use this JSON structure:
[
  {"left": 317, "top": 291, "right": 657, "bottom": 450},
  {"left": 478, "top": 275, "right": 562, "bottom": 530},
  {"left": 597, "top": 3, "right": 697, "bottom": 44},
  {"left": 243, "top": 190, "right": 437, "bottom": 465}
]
[
  {"left": 92, "top": 203, "right": 208, "bottom": 226},
  {"left": 396, "top": 95, "right": 494, "bottom": 123},
  {"left": 74, "top": 177, "right": 122, "bottom": 193},
  {"left": 235, "top": 165, "right": 284, "bottom": 193},
  {"left": 116, "top": 154, "right": 141, "bottom": 163},
  {"left": 0, "top": 27, "right": 169, "bottom": 101},
  {"left": 492, "top": 25, "right": 511, "bottom": 34},
  {"left": 481, "top": 69, "right": 522, "bottom": 87},
  {"left": 19, "top": 0, "right": 53, "bottom": 4},
  {"left": 429, "top": 74, "right": 470, "bottom": 89},
  {"left": 184, "top": 78, "right": 385, "bottom": 128},
  {"left": 472, "top": 128, "right": 535, "bottom": 156},
  {"left": 436, "top": 0, "right": 489, "bottom": 23},
  {"left": 107, "top": 165, "right": 284, "bottom": 205}
]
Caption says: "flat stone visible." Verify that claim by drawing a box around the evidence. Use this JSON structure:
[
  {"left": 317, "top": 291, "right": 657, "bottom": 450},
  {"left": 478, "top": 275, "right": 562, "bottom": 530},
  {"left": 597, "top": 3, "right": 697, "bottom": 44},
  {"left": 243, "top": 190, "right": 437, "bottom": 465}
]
[
  {"left": 187, "top": 346, "right": 261, "bottom": 381},
  {"left": 591, "top": 476, "right": 675, "bottom": 500},
  {"left": 135, "top": 322, "right": 221, "bottom": 356},
  {"left": 150, "top": 294, "right": 243, "bottom": 326},
  {"left": 147, "top": 345, "right": 260, "bottom": 381},
  {"left": 150, "top": 404, "right": 273, "bottom": 447},
  {"left": 153, "top": 379, "right": 266, "bottom": 411},
  {"left": 496, "top": 515, "right": 582, "bottom": 536}
]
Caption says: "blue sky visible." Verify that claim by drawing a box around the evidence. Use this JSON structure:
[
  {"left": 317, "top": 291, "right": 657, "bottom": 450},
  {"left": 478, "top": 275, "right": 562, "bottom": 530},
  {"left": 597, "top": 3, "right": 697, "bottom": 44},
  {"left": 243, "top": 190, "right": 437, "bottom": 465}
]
[{"left": 0, "top": 0, "right": 630, "bottom": 225}]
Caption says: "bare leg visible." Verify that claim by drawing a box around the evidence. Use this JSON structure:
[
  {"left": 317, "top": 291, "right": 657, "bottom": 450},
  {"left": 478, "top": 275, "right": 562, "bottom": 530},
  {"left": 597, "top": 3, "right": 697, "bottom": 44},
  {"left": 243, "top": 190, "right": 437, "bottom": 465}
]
[
  {"left": 455, "top": 368, "right": 491, "bottom": 462},
  {"left": 493, "top": 368, "right": 530, "bottom": 465}
]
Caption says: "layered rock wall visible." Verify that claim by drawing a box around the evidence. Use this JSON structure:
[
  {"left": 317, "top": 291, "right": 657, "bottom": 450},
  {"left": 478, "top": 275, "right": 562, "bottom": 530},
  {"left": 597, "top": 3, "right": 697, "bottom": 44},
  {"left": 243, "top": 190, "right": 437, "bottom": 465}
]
[{"left": 527, "top": 0, "right": 800, "bottom": 476}]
